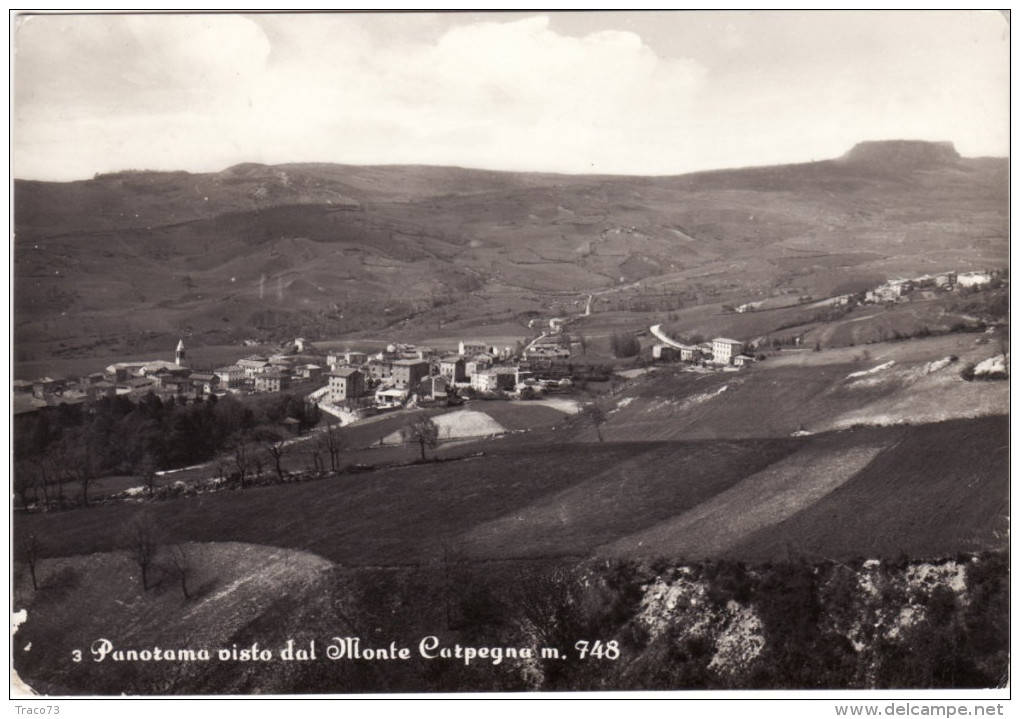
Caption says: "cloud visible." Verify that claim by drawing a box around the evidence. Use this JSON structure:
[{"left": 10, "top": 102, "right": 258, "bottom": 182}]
[
  {"left": 12, "top": 12, "right": 1009, "bottom": 180},
  {"left": 242, "top": 15, "right": 707, "bottom": 172},
  {"left": 14, "top": 13, "right": 708, "bottom": 177}
]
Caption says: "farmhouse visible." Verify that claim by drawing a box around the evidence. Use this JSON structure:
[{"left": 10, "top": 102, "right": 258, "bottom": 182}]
[
  {"left": 712, "top": 338, "right": 744, "bottom": 366},
  {"left": 188, "top": 371, "right": 219, "bottom": 394},
  {"left": 296, "top": 364, "right": 324, "bottom": 382},
  {"left": 458, "top": 340, "right": 489, "bottom": 357},
  {"left": 366, "top": 359, "right": 393, "bottom": 382},
  {"left": 254, "top": 368, "right": 289, "bottom": 393},
  {"left": 159, "top": 374, "right": 196, "bottom": 396},
  {"left": 391, "top": 359, "right": 430, "bottom": 389},
  {"left": 525, "top": 347, "right": 570, "bottom": 360},
  {"left": 439, "top": 356, "right": 466, "bottom": 383},
  {"left": 866, "top": 280, "right": 911, "bottom": 303},
  {"left": 345, "top": 351, "right": 368, "bottom": 366},
  {"left": 465, "top": 355, "right": 494, "bottom": 377},
  {"left": 118, "top": 376, "right": 155, "bottom": 397},
  {"left": 214, "top": 365, "right": 244, "bottom": 388},
  {"left": 328, "top": 367, "right": 365, "bottom": 404},
  {"left": 653, "top": 344, "right": 678, "bottom": 361},
  {"left": 237, "top": 356, "right": 270, "bottom": 378},
  {"left": 471, "top": 368, "right": 516, "bottom": 393},
  {"left": 957, "top": 271, "right": 992, "bottom": 289},
  {"left": 417, "top": 374, "right": 449, "bottom": 401},
  {"left": 86, "top": 381, "right": 118, "bottom": 401}
]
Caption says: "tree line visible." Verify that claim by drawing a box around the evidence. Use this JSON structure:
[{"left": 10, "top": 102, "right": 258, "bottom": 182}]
[{"left": 14, "top": 392, "right": 320, "bottom": 508}]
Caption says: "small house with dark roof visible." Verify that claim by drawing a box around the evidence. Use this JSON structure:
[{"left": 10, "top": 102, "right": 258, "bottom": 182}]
[{"left": 189, "top": 371, "right": 219, "bottom": 394}]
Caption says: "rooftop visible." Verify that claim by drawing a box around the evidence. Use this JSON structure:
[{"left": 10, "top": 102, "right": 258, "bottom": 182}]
[{"left": 330, "top": 368, "right": 361, "bottom": 378}]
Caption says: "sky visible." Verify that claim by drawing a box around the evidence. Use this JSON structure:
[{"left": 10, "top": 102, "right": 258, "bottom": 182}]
[{"left": 12, "top": 10, "right": 1010, "bottom": 181}]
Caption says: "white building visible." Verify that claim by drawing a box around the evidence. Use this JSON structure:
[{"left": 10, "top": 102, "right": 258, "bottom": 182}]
[
  {"left": 957, "top": 271, "right": 992, "bottom": 289},
  {"left": 459, "top": 340, "right": 489, "bottom": 357},
  {"left": 375, "top": 386, "right": 408, "bottom": 408},
  {"left": 712, "top": 338, "right": 743, "bottom": 366}
]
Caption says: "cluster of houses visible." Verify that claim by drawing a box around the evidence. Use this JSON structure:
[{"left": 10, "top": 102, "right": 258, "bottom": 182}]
[
  {"left": 731, "top": 270, "right": 1000, "bottom": 314},
  {"left": 324, "top": 339, "right": 549, "bottom": 410},
  {"left": 864, "top": 270, "right": 995, "bottom": 304},
  {"left": 651, "top": 337, "right": 752, "bottom": 368},
  {"left": 16, "top": 266, "right": 1004, "bottom": 418},
  {"left": 16, "top": 324, "right": 754, "bottom": 419},
  {"left": 13, "top": 339, "right": 327, "bottom": 415},
  {"left": 14, "top": 331, "right": 576, "bottom": 419}
]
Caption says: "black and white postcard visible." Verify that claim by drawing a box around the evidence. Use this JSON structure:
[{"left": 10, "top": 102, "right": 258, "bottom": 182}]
[{"left": 10, "top": 10, "right": 1010, "bottom": 704}]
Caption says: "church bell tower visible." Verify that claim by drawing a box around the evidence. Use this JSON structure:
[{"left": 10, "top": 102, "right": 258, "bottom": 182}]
[{"left": 175, "top": 339, "right": 186, "bottom": 367}]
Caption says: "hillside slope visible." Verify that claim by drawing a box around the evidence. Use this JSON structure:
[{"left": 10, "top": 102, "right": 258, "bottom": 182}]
[
  {"left": 577, "top": 334, "right": 1008, "bottom": 443},
  {"left": 14, "top": 142, "right": 1008, "bottom": 362}
]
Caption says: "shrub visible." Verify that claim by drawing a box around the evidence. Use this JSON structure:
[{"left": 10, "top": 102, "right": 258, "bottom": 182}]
[{"left": 610, "top": 333, "right": 641, "bottom": 358}]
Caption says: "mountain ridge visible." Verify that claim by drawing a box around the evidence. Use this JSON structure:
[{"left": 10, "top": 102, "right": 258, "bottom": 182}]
[{"left": 13, "top": 141, "right": 1008, "bottom": 364}]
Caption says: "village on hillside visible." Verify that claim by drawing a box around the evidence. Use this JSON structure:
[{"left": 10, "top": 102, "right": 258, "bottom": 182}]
[
  {"left": 11, "top": 331, "right": 749, "bottom": 421},
  {"left": 13, "top": 266, "right": 1005, "bottom": 427}
]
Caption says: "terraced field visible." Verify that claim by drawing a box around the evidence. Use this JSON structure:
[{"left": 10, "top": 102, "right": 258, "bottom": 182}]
[
  {"left": 593, "top": 333, "right": 1008, "bottom": 441},
  {"left": 602, "top": 437, "right": 890, "bottom": 559},
  {"left": 15, "top": 415, "right": 1007, "bottom": 567}
]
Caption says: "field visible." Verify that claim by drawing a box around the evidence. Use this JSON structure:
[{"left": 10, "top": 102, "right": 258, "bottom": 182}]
[
  {"left": 15, "top": 415, "right": 1007, "bottom": 568},
  {"left": 603, "top": 435, "right": 891, "bottom": 559},
  {"left": 724, "top": 416, "right": 1010, "bottom": 561},
  {"left": 592, "top": 333, "right": 1009, "bottom": 441}
]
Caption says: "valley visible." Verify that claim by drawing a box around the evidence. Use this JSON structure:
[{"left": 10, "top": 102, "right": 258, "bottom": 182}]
[{"left": 11, "top": 141, "right": 1010, "bottom": 694}]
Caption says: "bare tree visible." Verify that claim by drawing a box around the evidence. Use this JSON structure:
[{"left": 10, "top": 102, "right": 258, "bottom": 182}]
[
  {"left": 39, "top": 456, "right": 61, "bottom": 509},
  {"left": 229, "top": 431, "right": 255, "bottom": 488},
  {"left": 125, "top": 513, "right": 159, "bottom": 591},
  {"left": 13, "top": 459, "right": 39, "bottom": 509},
  {"left": 401, "top": 416, "right": 440, "bottom": 462},
  {"left": 581, "top": 404, "right": 606, "bottom": 442},
  {"left": 163, "top": 544, "right": 193, "bottom": 599},
  {"left": 137, "top": 454, "right": 159, "bottom": 498},
  {"left": 66, "top": 439, "right": 97, "bottom": 507},
  {"left": 255, "top": 426, "right": 289, "bottom": 482},
  {"left": 17, "top": 532, "right": 40, "bottom": 591},
  {"left": 318, "top": 420, "right": 345, "bottom": 473},
  {"left": 309, "top": 442, "right": 326, "bottom": 476}
]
